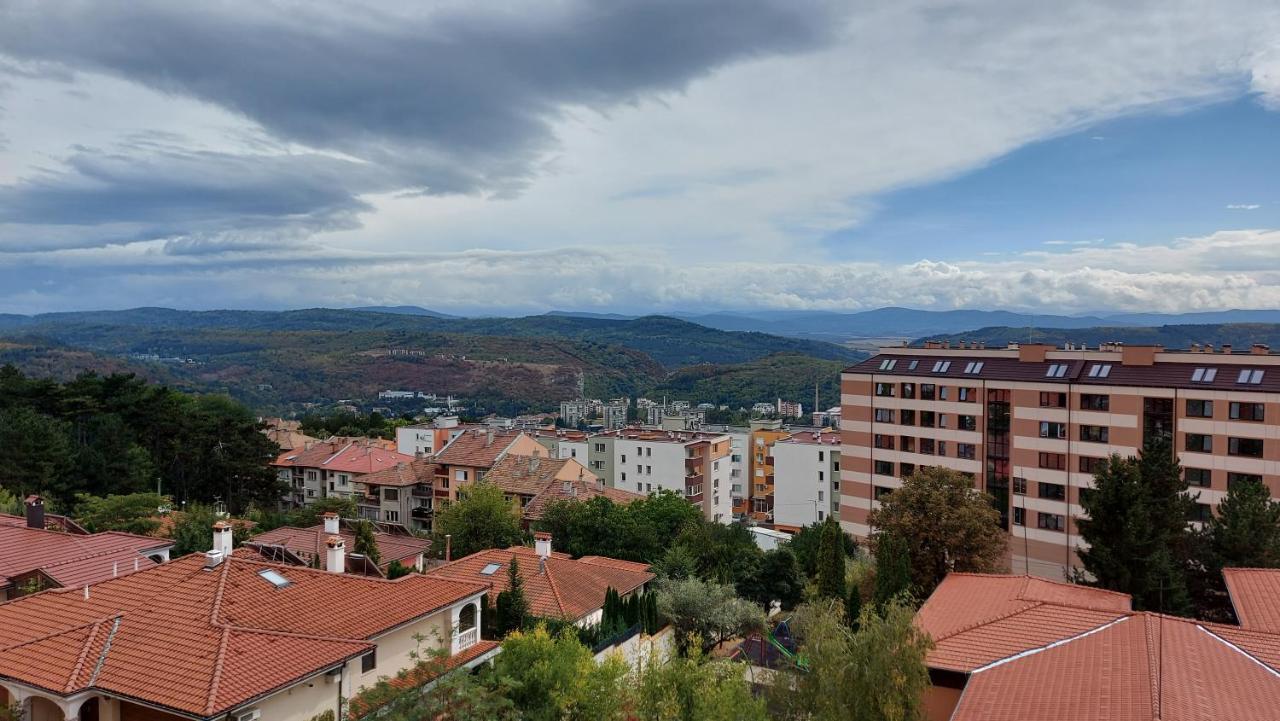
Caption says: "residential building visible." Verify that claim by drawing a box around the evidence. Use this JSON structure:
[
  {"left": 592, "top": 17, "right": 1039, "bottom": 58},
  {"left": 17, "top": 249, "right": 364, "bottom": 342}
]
[
  {"left": 0, "top": 496, "right": 173, "bottom": 601},
  {"left": 482, "top": 453, "right": 598, "bottom": 510},
  {"left": 771, "top": 428, "right": 841, "bottom": 531},
  {"left": 432, "top": 428, "right": 549, "bottom": 503},
  {"left": 776, "top": 398, "right": 803, "bottom": 418},
  {"left": 604, "top": 428, "right": 734, "bottom": 522},
  {"left": 520, "top": 476, "right": 644, "bottom": 523},
  {"left": 249, "top": 512, "right": 431, "bottom": 574},
  {"left": 915, "top": 570, "right": 1280, "bottom": 721},
  {"left": 841, "top": 342, "right": 1280, "bottom": 578},
  {"left": 559, "top": 399, "right": 594, "bottom": 427},
  {"left": 748, "top": 419, "right": 791, "bottom": 522},
  {"left": 602, "top": 401, "right": 628, "bottom": 430},
  {"left": 544, "top": 429, "right": 588, "bottom": 461},
  {"left": 0, "top": 524, "right": 495, "bottom": 721},
  {"left": 356, "top": 458, "right": 439, "bottom": 531},
  {"left": 260, "top": 417, "right": 318, "bottom": 452},
  {"left": 394, "top": 415, "right": 473, "bottom": 457},
  {"left": 425, "top": 533, "right": 653, "bottom": 626},
  {"left": 704, "top": 425, "right": 749, "bottom": 518},
  {"left": 274, "top": 438, "right": 416, "bottom": 507}
]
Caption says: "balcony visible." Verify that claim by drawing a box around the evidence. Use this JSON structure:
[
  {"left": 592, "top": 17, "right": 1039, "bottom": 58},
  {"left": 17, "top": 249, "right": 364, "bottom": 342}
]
[
  {"left": 455, "top": 626, "right": 479, "bottom": 652},
  {"left": 411, "top": 506, "right": 433, "bottom": 520},
  {"left": 411, "top": 484, "right": 433, "bottom": 498}
]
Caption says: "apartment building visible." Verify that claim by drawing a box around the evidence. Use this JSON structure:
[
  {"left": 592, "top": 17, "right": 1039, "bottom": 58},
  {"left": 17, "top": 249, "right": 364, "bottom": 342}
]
[
  {"left": 704, "top": 425, "right": 749, "bottom": 519},
  {"left": 559, "top": 399, "right": 594, "bottom": 427},
  {"left": 274, "top": 438, "right": 416, "bottom": 507},
  {"left": 0, "top": 524, "right": 496, "bottom": 721},
  {"left": 431, "top": 428, "right": 549, "bottom": 502},
  {"left": 602, "top": 428, "right": 734, "bottom": 522},
  {"left": 747, "top": 419, "right": 791, "bottom": 522},
  {"left": 394, "top": 415, "right": 474, "bottom": 457},
  {"left": 841, "top": 341, "right": 1280, "bottom": 578},
  {"left": 355, "top": 459, "right": 438, "bottom": 531},
  {"left": 771, "top": 429, "right": 841, "bottom": 531}
]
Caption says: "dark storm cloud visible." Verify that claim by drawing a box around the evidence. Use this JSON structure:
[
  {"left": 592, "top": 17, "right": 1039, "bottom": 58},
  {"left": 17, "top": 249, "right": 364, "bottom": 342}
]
[{"left": 0, "top": 0, "right": 840, "bottom": 194}]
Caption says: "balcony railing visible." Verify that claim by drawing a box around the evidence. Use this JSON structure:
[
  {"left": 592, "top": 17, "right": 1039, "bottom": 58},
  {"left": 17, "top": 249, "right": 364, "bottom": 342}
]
[
  {"left": 455, "top": 626, "right": 479, "bottom": 652},
  {"left": 411, "top": 484, "right": 432, "bottom": 498}
]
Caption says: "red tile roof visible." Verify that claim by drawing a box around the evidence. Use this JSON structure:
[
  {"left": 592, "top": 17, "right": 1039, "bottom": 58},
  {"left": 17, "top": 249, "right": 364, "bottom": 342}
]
[
  {"left": 0, "top": 553, "right": 486, "bottom": 718},
  {"left": 425, "top": 546, "right": 653, "bottom": 621},
  {"left": 250, "top": 523, "right": 430, "bottom": 571},
  {"left": 522, "top": 477, "right": 643, "bottom": 521},
  {"left": 357, "top": 459, "right": 440, "bottom": 488},
  {"left": 434, "top": 429, "right": 528, "bottom": 468},
  {"left": 1223, "top": 568, "right": 1280, "bottom": 633},
  {"left": 273, "top": 438, "right": 415, "bottom": 475},
  {"left": 485, "top": 455, "right": 584, "bottom": 497},
  {"left": 0, "top": 525, "right": 172, "bottom": 591}
]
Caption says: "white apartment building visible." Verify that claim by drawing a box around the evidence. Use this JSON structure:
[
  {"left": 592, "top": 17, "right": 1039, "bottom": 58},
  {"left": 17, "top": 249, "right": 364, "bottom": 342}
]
[
  {"left": 395, "top": 415, "right": 469, "bottom": 457},
  {"left": 608, "top": 429, "right": 734, "bottom": 522},
  {"left": 771, "top": 429, "right": 841, "bottom": 531}
]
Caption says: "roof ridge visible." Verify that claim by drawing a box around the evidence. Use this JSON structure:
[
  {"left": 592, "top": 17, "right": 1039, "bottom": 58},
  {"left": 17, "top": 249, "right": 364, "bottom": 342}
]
[
  {"left": 932, "top": 600, "right": 1045, "bottom": 642},
  {"left": 210, "top": 556, "right": 233, "bottom": 626},
  {"left": 204, "top": 626, "right": 232, "bottom": 716},
  {"left": 1197, "top": 623, "right": 1280, "bottom": 678},
  {"left": 63, "top": 619, "right": 104, "bottom": 693},
  {"left": 1143, "top": 614, "right": 1161, "bottom": 717},
  {"left": 86, "top": 616, "right": 121, "bottom": 686},
  {"left": 541, "top": 556, "right": 568, "bottom": 617}
]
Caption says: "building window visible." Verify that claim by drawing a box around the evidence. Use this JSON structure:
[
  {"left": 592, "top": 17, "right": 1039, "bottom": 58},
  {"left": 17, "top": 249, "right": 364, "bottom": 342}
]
[
  {"left": 1038, "top": 482, "right": 1066, "bottom": 501},
  {"left": 1039, "top": 421, "right": 1067, "bottom": 439},
  {"left": 937, "top": 441, "right": 947, "bottom": 456},
  {"left": 919, "top": 411, "right": 936, "bottom": 428},
  {"left": 1185, "top": 468, "right": 1212, "bottom": 488},
  {"left": 900, "top": 383, "right": 916, "bottom": 399},
  {"left": 1087, "top": 364, "right": 1113, "bottom": 378},
  {"left": 931, "top": 361, "right": 952, "bottom": 373},
  {"left": 1040, "top": 392, "right": 1066, "bottom": 408},
  {"left": 937, "top": 414, "right": 948, "bottom": 429},
  {"left": 874, "top": 408, "right": 895, "bottom": 423},
  {"left": 1079, "top": 425, "right": 1109, "bottom": 443},
  {"left": 1037, "top": 512, "right": 1065, "bottom": 531},
  {"left": 384, "top": 488, "right": 399, "bottom": 501},
  {"left": 1228, "top": 437, "right": 1265, "bottom": 458},
  {"left": 1079, "top": 456, "right": 1105, "bottom": 474},
  {"left": 878, "top": 358, "right": 898, "bottom": 371},
  {"left": 1227, "top": 472, "right": 1264, "bottom": 490},
  {"left": 594, "top": 443, "right": 606, "bottom": 452},
  {"left": 900, "top": 436, "right": 916, "bottom": 453},
  {"left": 338, "top": 474, "right": 350, "bottom": 486},
  {"left": 939, "top": 386, "right": 950, "bottom": 401},
  {"left": 958, "top": 415, "right": 977, "bottom": 432},
  {"left": 1038, "top": 452, "right": 1066, "bottom": 470},
  {"left": 957, "top": 443, "right": 976, "bottom": 460},
  {"left": 875, "top": 383, "right": 896, "bottom": 397},
  {"left": 1229, "top": 402, "right": 1265, "bottom": 422},
  {"left": 874, "top": 460, "right": 894, "bottom": 476},
  {"left": 1189, "top": 503, "right": 1213, "bottom": 523},
  {"left": 1080, "top": 394, "right": 1110, "bottom": 411},
  {"left": 1236, "top": 369, "right": 1265, "bottom": 385},
  {"left": 874, "top": 486, "right": 894, "bottom": 502},
  {"left": 900, "top": 409, "right": 916, "bottom": 426},
  {"left": 1185, "top": 434, "right": 1213, "bottom": 453},
  {"left": 920, "top": 438, "right": 936, "bottom": 455},
  {"left": 1045, "top": 363, "right": 1069, "bottom": 378},
  {"left": 899, "top": 463, "right": 915, "bottom": 477},
  {"left": 1012, "top": 477, "right": 1027, "bottom": 495},
  {"left": 362, "top": 650, "right": 377, "bottom": 673},
  {"left": 963, "top": 361, "right": 985, "bottom": 374},
  {"left": 384, "top": 510, "right": 399, "bottom": 523},
  {"left": 1190, "top": 367, "right": 1218, "bottom": 383},
  {"left": 958, "top": 387, "right": 977, "bottom": 402},
  {"left": 1186, "top": 399, "right": 1213, "bottom": 418},
  {"left": 873, "top": 435, "right": 895, "bottom": 450},
  {"left": 1013, "top": 507, "right": 1025, "bottom": 526},
  {"left": 920, "top": 384, "right": 936, "bottom": 401}
]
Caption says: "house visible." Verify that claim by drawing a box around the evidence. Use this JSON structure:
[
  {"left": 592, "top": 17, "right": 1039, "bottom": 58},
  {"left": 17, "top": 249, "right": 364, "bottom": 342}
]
[
  {"left": 481, "top": 453, "right": 640, "bottom": 522},
  {"left": 0, "top": 496, "right": 173, "bottom": 601},
  {"left": 355, "top": 459, "right": 440, "bottom": 532},
  {"left": 425, "top": 533, "right": 653, "bottom": 627},
  {"left": 0, "top": 523, "right": 497, "bottom": 721},
  {"left": 915, "top": 571, "right": 1280, "bottom": 720},
  {"left": 260, "top": 417, "right": 318, "bottom": 452},
  {"left": 247, "top": 512, "right": 430, "bottom": 575},
  {"left": 520, "top": 475, "right": 643, "bottom": 524},
  {"left": 274, "top": 437, "right": 416, "bottom": 508},
  {"left": 431, "top": 429, "right": 548, "bottom": 503}
]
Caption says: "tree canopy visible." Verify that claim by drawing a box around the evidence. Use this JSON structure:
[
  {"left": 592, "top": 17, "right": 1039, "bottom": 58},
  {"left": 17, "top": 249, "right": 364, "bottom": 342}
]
[{"left": 433, "top": 481, "right": 525, "bottom": 558}]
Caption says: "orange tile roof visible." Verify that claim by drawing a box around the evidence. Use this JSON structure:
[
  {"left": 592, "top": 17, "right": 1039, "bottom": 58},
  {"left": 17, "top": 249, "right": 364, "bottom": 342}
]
[
  {"left": 0, "top": 553, "right": 487, "bottom": 718},
  {"left": 425, "top": 546, "right": 653, "bottom": 621},
  {"left": 250, "top": 523, "right": 430, "bottom": 570},
  {"left": 1223, "top": 568, "right": 1280, "bottom": 633},
  {"left": 273, "top": 438, "right": 415, "bottom": 474},
  {"left": 434, "top": 429, "right": 527, "bottom": 468},
  {"left": 358, "top": 459, "right": 440, "bottom": 488},
  {"left": 0, "top": 512, "right": 88, "bottom": 534},
  {"left": 485, "top": 455, "right": 582, "bottom": 497},
  {"left": 0, "top": 525, "right": 172, "bottom": 591},
  {"left": 522, "top": 477, "right": 643, "bottom": 521}
]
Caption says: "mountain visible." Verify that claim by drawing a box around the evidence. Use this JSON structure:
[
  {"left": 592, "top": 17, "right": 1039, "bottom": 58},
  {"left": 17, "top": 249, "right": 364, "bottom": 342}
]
[
  {"left": 649, "top": 354, "right": 847, "bottom": 411},
  {"left": 347, "top": 305, "right": 460, "bottom": 318},
  {"left": 544, "top": 310, "right": 638, "bottom": 321},
  {"left": 921, "top": 323, "right": 1280, "bottom": 350}
]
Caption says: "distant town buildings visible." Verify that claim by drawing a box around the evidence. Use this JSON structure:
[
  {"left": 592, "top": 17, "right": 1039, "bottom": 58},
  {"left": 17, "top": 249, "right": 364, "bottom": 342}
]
[{"left": 274, "top": 437, "right": 414, "bottom": 507}]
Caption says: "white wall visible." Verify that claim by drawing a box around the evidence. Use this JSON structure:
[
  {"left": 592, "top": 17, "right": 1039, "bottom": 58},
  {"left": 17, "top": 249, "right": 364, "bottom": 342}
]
[
  {"left": 614, "top": 441, "right": 686, "bottom": 496},
  {"left": 772, "top": 441, "right": 828, "bottom": 528},
  {"left": 557, "top": 440, "right": 587, "bottom": 461},
  {"left": 397, "top": 426, "right": 436, "bottom": 456}
]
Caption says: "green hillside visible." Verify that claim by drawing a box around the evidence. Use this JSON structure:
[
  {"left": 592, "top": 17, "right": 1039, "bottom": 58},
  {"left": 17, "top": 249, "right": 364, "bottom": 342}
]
[
  {"left": 922, "top": 323, "right": 1280, "bottom": 350},
  {"left": 647, "top": 353, "right": 848, "bottom": 411}
]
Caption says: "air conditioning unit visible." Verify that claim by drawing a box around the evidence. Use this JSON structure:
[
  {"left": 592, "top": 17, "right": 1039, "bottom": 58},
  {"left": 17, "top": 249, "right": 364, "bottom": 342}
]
[{"left": 233, "top": 709, "right": 261, "bottom": 721}]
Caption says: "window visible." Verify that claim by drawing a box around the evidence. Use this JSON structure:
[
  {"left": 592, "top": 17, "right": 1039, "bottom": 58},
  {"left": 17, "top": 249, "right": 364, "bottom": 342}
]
[
  {"left": 1079, "top": 425, "right": 1109, "bottom": 443},
  {"left": 937, "top": 441, "right": 947, "bottom": 456},
  {"left": 938, "top": 386, "right": 949, "bottom": 401},
  {"left": 1087, "top": 364, "right": 1112, "bottom": 378},
  {"left": 919, "top": 411, "right": 936, "bottom": 428},
  {"left": 1079, "top": 456, "right": 1105, "bottom": 474},
  {"left": 258, "top": 569, "right": 291, "bottom": 588},
  {"left": 873, "top": 434, "right": 895, "bottom": 450},
  {"left": 957, "top": 443, "right": 976, "bottom": 460},
  {"left": 1186, "top": 399, "right": 1213, "bottom": 418},
  {"left": 958, "top": 415, "right": 977, "bottom": 431},
  {"left": 1227, "top": 472, "right": 1263, "bottom": 489},
  {"left": 920, "top": 438, "right": 936, "bottom": 455},
  {"left": 937, "top": 413, "right": 948, "bottom": 428},
  {"left": 1229, "top": 402, "right": 1265, "bottom": 421},
  {"left": 1080, "top": 394, "right": 1110, "bottom": 411},
  {"left": 1045, "top": 363, "right": 1069, "bottom": 378},
  {"left": 1040, "top": 392, "right": 1066, "bottom": 408},
  {"left": 899, "top": 436, "right": 916, "bottom": 453},
  {"left": 594, "top": 443, "right": 606, "bottom": 452},
  {"left": 1228, "top": 437, "right": 1264, "bottom": 458},
  {"left": 875, "top": 383, "right": 896, "bottom": 397},
  {"left": 874, "top": 486, "right": 894, "bottom": 501},
  {"left": 1037, "top": 512, "right": 1065, "bottom": 531},
  {"left": 1190, "top": 367, "right": 1218, "bottom": 383},
  {"left": 1013, "top": 507, "right": 1026, "bottom": 526},
  {"left": 920, "top": 384, "right": 936, "bottom": 401},
  {"left": 874, "top": 460, "right": 894, "bottom": 476},
  {"left": 1236, "top": 369, "right": 1265, "bottom": 385},
  {"left": 874, "top": 408, "right": 895, "bottom": 423},
  {"left": 900, "top": 409, "right": 916, "bottom": 426},
  {"left": 899, "top": 463, "right": 915, "bottom": 477},
  {"left": 1039, "top": 421, "right": 1067, "bottom": 439},
  {"left": 900, "top": 383, "right": 916, "bottom": 399},
  {"left": 383, "top": 510, "right": 399, "bottom": 523},
  {"left": 1185, "top": 434, "right": 1213, "bottom": 453},
  {"left": 1185, "top": 468, "right": 1212, "bottom": 488},
  {"left": 337, "top": 474, "right": 350, "bottom": 486},
  {"left": 908, "top": 360, "right": 919, "bottom": 370},
  {"left": 1038, "top": 452, "right": 1066, "bottom": 470},
  {"left": 384, "top": 488, "right": 399, "bottom": 501},
  {"left": 361, "top": 650, "right": 377, "bottom": 674},
  {"left": 1039, "top": 482, "right": 1066, "bottom": 501},
  {"left": 1012, "top": 477, "right": 1027, "bottom": 495},
  {"left": 958, "top": 387, "right": 977, "bottom": 402},
  {"left": 1189, "top": 503, "right": 1213, "bottom": 523},
  {"left": 931, "top": 361, "right": 952, "bottom": 373},
  {"left": 963, "top": 361, "right": 984, "bottom": 374},
  {"left": 878, "top": 358, "right": 898, "bottom": 371},
  {"left": 818, "top": 451, "right": 824, "bottom": 462}
]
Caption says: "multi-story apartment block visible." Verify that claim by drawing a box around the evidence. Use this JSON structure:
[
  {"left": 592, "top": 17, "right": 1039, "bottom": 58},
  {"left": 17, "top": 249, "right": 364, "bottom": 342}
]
[
  {"left": 559, "top": 399, "right": 594, "bottom": 427},
  {"left": 602, "top": 402, "right": 628, "bottom": 430},
  {"left": 395, "top": 415, "right": 474, "bottom": 457},
  {"left": 776, "top": 398, "right": 804, "bottom": 419},
  {"left": 705, "top": 425, "right": 750, "bottom": 519},
  {"left": 354, "top": 459, "right": 439, "bottom": 531},
  {"left": 274, "top": 438, "right": 416, "bottom": 507},
  {"left": 747, "top": 419, "right": 791, "bottom": 521},
  {"left": 431, "top": 428, "right": 549, "bottom": 503},
  {"left": 841, "top": 341, "right": 1280, "bottom": 578},
  {"left": 588, "top": 429, "right": 734, "bottom": 522},
  {"left": 772, "top": 429, "right": 841, "bottom": 531}
]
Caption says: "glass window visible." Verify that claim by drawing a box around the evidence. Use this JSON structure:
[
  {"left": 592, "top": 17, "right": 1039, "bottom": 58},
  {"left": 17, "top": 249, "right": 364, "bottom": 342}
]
[
  {"left": 1229, "top": 402, "right": 1265, "bottom": 421},
  {"left": 1012, "top": 507, "right": 1025, "bottom": 526},
  {"left": 1080, "top": 394, "right": 1110, "bottom": 411},
  {"left": 1185, "top": 399, "right": 1213, "bottom": 418},
  {"left": 875, "top": 383, "right": 895, "bottom": 397},
  {"left": 1079, "top": 456, "right": 1105, "bottom": 474},
  {"left": 1227, "top": 472, "right": 1263, "bottom": 489},
  {"left": 1228, "top": 437, "right": 1264, "bottom": 458},
  {"left": 900, "top": 383, "right": 916, "bottom": 399},
  {"left": 1038, "top": 482, "right": 1066, "bottom": 501},
  {"left": 1185, "top": 434, "right": 1213, "bottom": 453},
  {"left": 874, "top": 460, "right": 894, "bottom": 476},
  {"left": 920, "top": 384, "right": 936, "bottom": 401},
  {"left": 1037, "top": 512, "right": 1065, "bottom": 531},
  {"left": 1184, "top": 468, "right": 1212, "bottom": 488},
  {"left": 1040, "top": 392, "right": 1066, "bottom": 408},
  {"left": 1079, "top": 425, "right": 1109, "bottom": 443}
]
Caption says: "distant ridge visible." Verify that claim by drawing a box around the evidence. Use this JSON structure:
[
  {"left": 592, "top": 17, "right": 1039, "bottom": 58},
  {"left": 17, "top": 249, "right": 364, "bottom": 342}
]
[{"left": 346, "top": 305, "right": 460, "bottom": 319}]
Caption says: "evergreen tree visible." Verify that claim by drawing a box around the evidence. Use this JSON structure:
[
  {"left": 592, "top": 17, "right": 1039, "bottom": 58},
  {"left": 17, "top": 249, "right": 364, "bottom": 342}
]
[
  {"left": 1075, "top": 455, "right": 1150, "bottom": 593},
  {"left": 872, "top": 532, "right": 912, "bottom": 608},
  {"left": 814, "top": 518, "right": 847, "bottom": 600},
  {"left": 844, "top": 586, "right": 863, "bottom": 632},
  {"left": 353, "top": 519, "right": 381, "bottom": 565},
  {"left": 495, "top": 556, "right": 529, "bottom": 636},
  {"left": 1192, "top": 477, "right": 1280, "bottom": 620}
]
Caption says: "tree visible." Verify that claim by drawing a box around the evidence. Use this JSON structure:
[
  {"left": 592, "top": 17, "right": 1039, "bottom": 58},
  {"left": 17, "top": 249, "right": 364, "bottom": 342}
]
[
  {"left": 845, "top": 586, "right": 863, "bottom": 632},
  {"left": 0, "top": 406, "right": 75, "bottom": 501},
  {"left": 868, "top": 467, "right": 1007, "bottom": 597},
  {"left": 75, "top": 492, "right": 165, "bottom": 535},
  {"left": 739, "top": 546, "right": 805, "bottom": 611},
  {"left": 674, "top": 521, "right": 762, "bottom": 587},
  {"left": 633, "top": 646, "right": 769, "bottom": 721},
  {"left": 491, "top": 624, "right": 602, "bottom": 721},
  {"left": 872, "top": 532, "right": 913, "bottom": 609},
  {"left": 787, "top": 521, "right": 857, "bottom": 579},
  {"left": 495, "top": 556, "right": 530, "bottom": 636},
  {"left": 433, "top": 482, "right": 524, "bottom": 558},
  {"left": 385, "top": 560, "right": 413, "bottom": 579},
  {"left": 1191, "top": 477, "right": 1280, "bottom": 620},
  {"left": 284, "top": 496, "right": 357, "bottom": 528},
  {"left": 353, "top": 519, "right": 381, "bottom": 565},
  {"left": 348, "top": 641, "right": 517, "bottom": 721},
  {"left": 169, "top": 504, "right": 220, "bottom": 556},
  {"left": 815, "top": 518, "right": 848, "bottom": 599},
  {"left": 771, "top": 598, "right": 933, "bottom": 721},
  {"left": 655, "top": 577, "right": 766, "bottom": 654},
  {"left": 653, "top": 545, "right": 700, "bottom": 580}
]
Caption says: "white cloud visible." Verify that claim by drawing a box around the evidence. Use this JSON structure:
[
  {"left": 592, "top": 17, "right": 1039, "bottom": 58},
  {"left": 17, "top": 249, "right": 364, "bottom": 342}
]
[{"left": 1226, "top": 203, "right": 1261, "bottom": 209}]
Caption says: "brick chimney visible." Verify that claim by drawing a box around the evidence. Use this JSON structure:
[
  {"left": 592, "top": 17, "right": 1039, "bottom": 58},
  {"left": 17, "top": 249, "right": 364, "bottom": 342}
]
[
  {"left": 1252, "top": 344, "right": 1270, "bottom": 355},
  {"left": 24, "top": 495, "right": 44, "bottom": 530},
  {"left": 212, "top": 521, "right": 234, "bottom": 559},
  {"left": 1222, "top": 344, "right": 1233, "bottom": 354},
  {"left": 326, "top": 536, "right": 345, "bottom": 574},
  {"left": 322, "top": 512, "right": 340, "bottom": 535}
]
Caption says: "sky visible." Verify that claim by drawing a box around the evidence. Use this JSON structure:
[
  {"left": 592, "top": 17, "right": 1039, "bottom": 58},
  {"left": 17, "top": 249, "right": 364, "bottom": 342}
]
[{"left": 1, "top": 1, "right": 1279, "bottom": 316}]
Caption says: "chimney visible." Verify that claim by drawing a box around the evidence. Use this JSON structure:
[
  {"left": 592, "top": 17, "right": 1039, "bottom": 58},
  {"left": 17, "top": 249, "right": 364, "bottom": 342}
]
[
  {"left": 1191, "top": 343, "right": 1201, "bottom": 353},
  {"left": 212, "top": 521, "right": 234, "bottom": 559},
  {"left": 445, "top": 534, "right": 452, "bottom": 562},
  {"left": 326, "top": 536, "right": 345, "bottom": 574},
  {"left": 322, "top": 512, "right": 340, "bottom": 535},
  {"left": 1222, "top": 344, "right": 1232, "bottom": 354},
  {"left": 1205, "top": 343, "right": 1214, "bottom": 354},
  {"left": 1252, "top": 344, "right": 1270, "bottom": 355},
  {"left": 24, "top": 495, "right": 44, "bottom": 530},
  {"left": 486, "top": 430, "right": 495, "bottom": 447},
  {"left": 534, "top": 531, "right": 552, "bottom": 560},
  {"left": 204, "top": 549, "right": 225, "bottom": 569}
]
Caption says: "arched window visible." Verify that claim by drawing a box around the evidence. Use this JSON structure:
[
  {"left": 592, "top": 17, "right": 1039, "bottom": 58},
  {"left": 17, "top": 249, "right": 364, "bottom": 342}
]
[{"left": 458, "top": 602, "right": 477, "bottom": 632}]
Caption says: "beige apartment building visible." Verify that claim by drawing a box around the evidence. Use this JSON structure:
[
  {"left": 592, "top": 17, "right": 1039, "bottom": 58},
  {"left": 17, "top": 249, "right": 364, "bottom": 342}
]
[{"left": 841, "top": 341, "right": 1279, "bottom": 578}]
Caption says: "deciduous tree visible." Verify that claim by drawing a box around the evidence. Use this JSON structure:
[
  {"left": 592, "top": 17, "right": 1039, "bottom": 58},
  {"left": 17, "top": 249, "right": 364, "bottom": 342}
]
[{"left": 433, "top": 482, "right": 524, "bottom": 558}]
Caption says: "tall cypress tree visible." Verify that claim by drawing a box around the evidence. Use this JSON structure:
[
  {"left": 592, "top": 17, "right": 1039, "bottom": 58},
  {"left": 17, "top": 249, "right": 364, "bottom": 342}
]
[
  {"left": 815, "top": 518, "right": 847, "bottom": 599},
  {"left": 873, "top": 532, "right": 913, "bottom": 608},
  {"left": 845, "top": 585, "right": 863, "bottom": 631}
]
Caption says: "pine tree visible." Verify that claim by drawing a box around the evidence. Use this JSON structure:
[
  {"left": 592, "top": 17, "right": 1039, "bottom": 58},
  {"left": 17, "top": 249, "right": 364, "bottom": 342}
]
[
  {"left": 1192, "top": 477, "right": 1280, "bottom": 620},
  {"left": 873, "top": 532, "right": 912, "bottom": 608},
  {"left": 353, "top": 519, "right": 381, "bottom": 565},
  {"left": 814, "top": 518, "right": 847, "bottom": 599},
  {"left": 495, "top": 556, "right": 529, "bottom": 636},
  {"left": 844, "top": 586, "right": 863, "bottom": 632}
]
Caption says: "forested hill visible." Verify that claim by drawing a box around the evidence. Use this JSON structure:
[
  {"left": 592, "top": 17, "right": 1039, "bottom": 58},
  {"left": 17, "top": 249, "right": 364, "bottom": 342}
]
[{"left": 918, "top": 323, "right": 1280, "bottom": 349}]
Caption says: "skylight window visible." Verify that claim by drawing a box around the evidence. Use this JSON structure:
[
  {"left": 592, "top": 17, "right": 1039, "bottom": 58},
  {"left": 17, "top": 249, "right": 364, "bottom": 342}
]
[
  {"left": 963, "top": 361, "right": 984, "bottom": 374},
  {"left": 907, "top": 360, "right": 919, "bottom": 370},
  {"left": 931, "top": 361, "right": 951, "bottom": 373},
  {"left": 480, "top": 563, "right": 502, "bottom": 576},
  {"left": 878, "top": 359, "right": 897, "bottom": 371},
  {"left": 258, "top": 569, "right": 290, "bottom": 588},
  {"left": 1237, "top": 369, "right": 1264, "bottom": 385},
  {"left": 1045, "top": 364, "right": 1068, "bottom": 378},
  {"left": 1191, "top": 368, "right": 1217, "bottom": 383},
  {"left": 1088, "top": 364, "right": 1112, "bottom": 378}
]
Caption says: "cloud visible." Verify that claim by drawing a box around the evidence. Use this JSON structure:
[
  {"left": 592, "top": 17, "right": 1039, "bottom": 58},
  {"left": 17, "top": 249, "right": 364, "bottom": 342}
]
[{"left": 1226, "top": 203, "right": 1261, "bottom": 210}]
